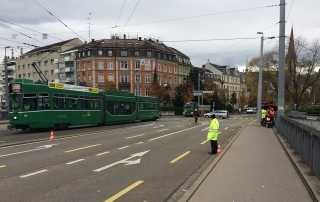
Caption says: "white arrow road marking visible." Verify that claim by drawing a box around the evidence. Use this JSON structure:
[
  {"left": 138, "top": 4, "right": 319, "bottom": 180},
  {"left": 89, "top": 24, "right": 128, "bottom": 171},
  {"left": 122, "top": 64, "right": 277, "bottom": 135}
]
[
  {"left": 0, "top": 144, "right": 58, "bottom": 158},
  {"left": 94, "top": 150, "right": 150, "bottom": 172},
  {"left": 153, "top": 125, "right": 165, "bottom": 129}
]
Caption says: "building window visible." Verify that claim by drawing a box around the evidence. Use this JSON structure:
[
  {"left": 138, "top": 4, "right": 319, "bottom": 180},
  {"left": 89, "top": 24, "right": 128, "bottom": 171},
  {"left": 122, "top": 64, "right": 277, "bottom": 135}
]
[
  {"left": 77, "top": 63, "right": 80, "bottom": 70},
  {"left": 78, "top": 53, "right": 81, "bottom": 57},
  {"left": 120, "top": 50, "right": 127, "bottom": 56},
  {"left": 121, "top": 74, "right": 128, "bottom": 83},
  {"left": 135, "top": 74, "right": 141, "bottom": 83},
  {"left": 83, "top": 74, "right": 86, "bottom": 82},
  {"left": 157, "top": 52, "right": 161, "bottom": 58},
  {"left": 135, "top": 62, "right": 140, "bottom": 70},
  {"left": 136, "top": 87, "right": 141, "bottom": 96},
  {"left": 168, "top": 77, "right": 172, "bottom": 84},
  {"left": 98, "top": 61, "right": 104, "bottom": 70},
  {"left": 108, "top": 50, "right": 112, "bottom": 56},
  {"left": 83, "top": 52, "right": 85, "bottom": 57},
  {"left": 121, "top": 61, "right": 128, "bottom": 69},
  {"left": 145, "top": 75, "right": 151, "bottom": 83},
  {"left": 135, "top": 50, "right": 140, "bottom": 56},
  {"left": 23, "top": 65, "right": 25, "bottom": 70},
  {"left": 174, "top": 77, "right": 177, "bottom": 85},
  {"left": 88, "top": 61, "right": 91, "bottom": 69},
  {"left": 28, "top": 73, "right": 31, "bottom": 78},
  {"left": 98, "top": 50, "right": 103, "bottom": 56},
  {"left": 23, "top": 74, "right": 26, "bottom": 78},
  {"left": 82, "top": 62, "right": 86, "bottom": 70},
  {"left": 147, "top": 50, "right": 152, "bottom": 57},
  {"left": 18, "top": 66, "right": 20, "bottom": 70},
  {"left": 145, "top": 65, "right": 150, "bottom": 70},
  {"left": 88, "top": 51, "right": 90, "bottom": 56},
  {"left": 44, "top": 61, "right": 48, "bottom": 66},
  {"left": 158, "top": 76, "right": 161, "bottom": 84},
  {"left": 168, "top": 55, "right": 171, "bottom": 60},
  {"left": 88, "top": 74, "right": 91, "bottom": 83},
  {"left": 51, "top": 59, "right": 54, "bottom": 65},
  {"left": 164, "top": 64, "right": 167, "bottom": 72},
  {"left": 28, "top": 64, "right": 30, "bottom": 69},
  {"left": 145, "top": 88, "right": 150, "bottom": 96},
  {"left": 158, "top": 64, "right": 161, "bottom": 71},
  {"left": 78, "top": 75, "right": 80, "bottom": 83},
  {"left": 33, "top": 72, "right": 37, "bottom": 77},
  {"left": 98, "top": 73, "right": 104, "bottom": 83},
  {"left": 45, "top": 71, "right": 48, "bottom": 76},
  {"left": 108, "top": 74, "right": 114, "bottom": 82},
  {"left": 51, "top": 70, "right": 54, "bottom": 75},
  {"left": 108, "top": 61, "right": 113, "bottom": 69},
  {"left": 163, "top": 54, "right": 166, "bottom": 59},
  {"left": 180, "top": 67, "right": 183, "bottom": 74}
]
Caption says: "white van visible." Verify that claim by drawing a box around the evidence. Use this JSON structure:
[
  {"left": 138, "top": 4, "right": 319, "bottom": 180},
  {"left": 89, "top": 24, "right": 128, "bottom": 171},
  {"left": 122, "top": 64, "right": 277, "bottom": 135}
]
[{"left": 246, "top": 107, "right": 257, "bottom": 114}]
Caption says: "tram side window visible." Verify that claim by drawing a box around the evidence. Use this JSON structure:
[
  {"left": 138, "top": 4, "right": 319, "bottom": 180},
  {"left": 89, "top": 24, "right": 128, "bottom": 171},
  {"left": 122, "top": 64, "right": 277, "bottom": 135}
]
[
  {"left": 10, "top": 94, "right": 22, "bottom": 111},
  {"left": 53, "top": 93, "right": 66, "bottom": 109},
  {"left": 113, "top": 102, "right": 119, "bottom": 115},
  {"left": 38, "top": 92, "right": 49, "bottom": 109},
  {"left": 130, "top": 102, "right": 135, "bottom": 114},
  {"left": 23, "top": 93, "right": 37, "bottom": 111},
  {"left": 107, "top": 101, "right": 113, "bottom": 115},
  {"left": 67, "top": 95, "right": 78, "bottom": 109},
  {"left": 125, "top": 102, "right": 130, "bottom": 114},
  {"left": 139, "top": 101, "right": 144, "bottom": 110}
]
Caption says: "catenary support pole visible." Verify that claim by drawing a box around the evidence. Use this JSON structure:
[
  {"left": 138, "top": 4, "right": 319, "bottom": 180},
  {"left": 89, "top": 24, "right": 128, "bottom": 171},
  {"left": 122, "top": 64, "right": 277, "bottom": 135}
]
[{"left": 257, "top": 34, "right": 264, "bottom": 122}]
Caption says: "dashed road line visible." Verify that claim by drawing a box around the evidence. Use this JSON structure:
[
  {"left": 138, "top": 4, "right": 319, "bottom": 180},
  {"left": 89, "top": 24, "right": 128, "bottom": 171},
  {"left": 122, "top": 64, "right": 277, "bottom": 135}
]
[
  {"left": 66, "top": 159, "right": 85, "bottom": 165},
  {"left": 170, "top": 151, "right": 191, "bottom": 163},
  {"left": 126, "top": 134, "right": 144, "bottom": 139},
  {"left": 96, "top": 151, "right": 110, "bottom": 156},
  {"left": 105, "top": 180, "right": 144, "bottom": 202},
  {"left": 65, "top": 144, "right": 101, "bottom": 153},
  {"left": 118, "top": 146, "right": 129, "bottom": 150},
  {"left": 20, "top": 169, "right": 48, "bottom": 178},
  {"left": 157, "top": 129, "right": 168, "bottom": 132},
  {"left": 0, "top": 165, "right": 7, "bottom": 168}
]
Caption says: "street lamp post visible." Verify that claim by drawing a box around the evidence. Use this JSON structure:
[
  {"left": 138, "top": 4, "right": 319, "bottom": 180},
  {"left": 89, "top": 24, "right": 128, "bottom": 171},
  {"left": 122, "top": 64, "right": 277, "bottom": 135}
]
[
  {"left": 257, "top": 32, "right": 263, "bottom": 122},
  {"left": 4, "top": 46, "right": 11, "bottom": 113}
]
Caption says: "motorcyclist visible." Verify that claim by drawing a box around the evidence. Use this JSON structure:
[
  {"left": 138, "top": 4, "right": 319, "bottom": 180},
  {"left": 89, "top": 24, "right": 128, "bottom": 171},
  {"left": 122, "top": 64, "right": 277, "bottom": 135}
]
[{"left": 193, "top": 109, "right": 199, "bottom": 123}]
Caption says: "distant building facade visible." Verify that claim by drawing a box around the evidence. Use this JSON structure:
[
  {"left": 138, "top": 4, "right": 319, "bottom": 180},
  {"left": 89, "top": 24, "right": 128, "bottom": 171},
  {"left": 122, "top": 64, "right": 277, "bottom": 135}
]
[
  {"left": 0, "top": 57, "right": 16, "bottom": 109},
  {"left": 75, "top": 35, "right": 192, "bottom": 101}
]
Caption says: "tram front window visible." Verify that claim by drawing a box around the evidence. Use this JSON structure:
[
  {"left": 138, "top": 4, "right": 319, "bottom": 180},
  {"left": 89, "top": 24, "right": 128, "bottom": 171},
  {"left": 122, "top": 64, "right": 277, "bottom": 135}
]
[{"left": 9, "top": 94, "right": 22, "bottom": 111}]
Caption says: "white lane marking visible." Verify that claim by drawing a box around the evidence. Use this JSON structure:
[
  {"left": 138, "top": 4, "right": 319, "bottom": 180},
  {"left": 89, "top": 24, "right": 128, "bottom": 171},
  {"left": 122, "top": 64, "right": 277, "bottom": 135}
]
[
  {"left": 118, "top": 146, "right": 129, "bottom": 150},
  {"left": 20, "top": 170, "right": 48, "bottom": 178},
  {"left": 66, "top": 159, "right": 85, "bottom": 165},
  {"left": 149, "top": 124, "right": 204, "bottom": 141},
  {"left": 0, "top": 144, "right": 57, "bottom": 158},
  {"left": 96, "top": 151, "right": 110, "bottom": 156},
  {"left": 135, "top": 142, "right": 144, "bottom": 144},
  {"left": 201, "top": 128, "right": 208, "bottom": 131},
  {"left": 153, "top": 125, "right": 165, "bottom": 129}
]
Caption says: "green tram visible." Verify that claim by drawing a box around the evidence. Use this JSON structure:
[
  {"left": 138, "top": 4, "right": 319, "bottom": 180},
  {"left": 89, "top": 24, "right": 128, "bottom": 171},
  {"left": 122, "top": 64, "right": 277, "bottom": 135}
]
[{"left": 8, "top": 79, "right": 160, "bottom": 131}]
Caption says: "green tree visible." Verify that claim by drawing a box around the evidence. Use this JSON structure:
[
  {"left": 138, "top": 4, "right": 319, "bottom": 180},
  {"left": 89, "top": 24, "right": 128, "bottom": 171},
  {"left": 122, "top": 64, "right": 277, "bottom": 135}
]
[
  {"left": 149, "top": 68, "right": 168, "bottom": 102},
  {"left": 104, "top": 80, "right": 118, "bottom": 91}
]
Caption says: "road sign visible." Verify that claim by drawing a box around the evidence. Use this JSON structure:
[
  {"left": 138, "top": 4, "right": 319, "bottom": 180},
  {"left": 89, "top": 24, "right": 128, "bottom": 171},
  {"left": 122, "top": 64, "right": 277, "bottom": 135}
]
[
  {"left": 194, "top": 90, "right": 202, "bottom": 96},
  {"left": 203, "top": 91, "right": 214, "bottom": 94}
]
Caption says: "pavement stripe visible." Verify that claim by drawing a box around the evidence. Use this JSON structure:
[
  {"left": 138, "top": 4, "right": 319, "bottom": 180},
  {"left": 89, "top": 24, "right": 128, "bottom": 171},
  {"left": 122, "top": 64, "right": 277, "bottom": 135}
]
[
  {"left": 65, "top": 144, "right": 101, "bottom": 153},
  {"left": 0, "top": 165, "right": 7, "bottom": 168},
  {"left": 66, "top": 159, "right": 85, "bottom": 165},
  {"left": 126, "top": 134, "right": 144, "bottom": 139},
  {"left": 118, "top": 146, "right": 129, "bottom": 150},
  {"left": 104, "top": 180, "right": 144, "bottom": 202},
  {"left": 20, "top": 170, "right": 48, "bottom": 178},
  {"left": 170, "top": 151, "right": 191, "bottom": 163},
  {"left": 96, "top": 151, "right": 110, "bottom": 156},
  {"left": 157, "top": 129, "right": 168, "bottom": 132},
  {"left": 201, "top": 140, "right": 209, "bottom": 144}
]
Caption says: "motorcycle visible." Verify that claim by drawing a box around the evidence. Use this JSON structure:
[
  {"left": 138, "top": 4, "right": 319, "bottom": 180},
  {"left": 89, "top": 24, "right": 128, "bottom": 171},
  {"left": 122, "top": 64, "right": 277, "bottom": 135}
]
[
  {"left": 265, "top": 115, "right": 273, "bottom": 128},
  {"left": 261, "top": 118, "right": 266, "bottom": 127}
]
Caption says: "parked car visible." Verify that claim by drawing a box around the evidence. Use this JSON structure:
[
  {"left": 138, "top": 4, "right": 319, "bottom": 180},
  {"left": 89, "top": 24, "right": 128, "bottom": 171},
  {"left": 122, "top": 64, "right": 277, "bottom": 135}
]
[
  {"left": 204, "top": 110, "right": 230, "bottom": 119},
  {"left": 246, "top": 107, "right": 257, "bottom": 114}
]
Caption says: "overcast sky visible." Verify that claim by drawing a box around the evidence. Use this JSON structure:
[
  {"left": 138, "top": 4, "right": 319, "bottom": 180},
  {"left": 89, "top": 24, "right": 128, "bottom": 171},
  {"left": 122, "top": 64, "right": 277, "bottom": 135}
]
[{"left": 1, "top": 0, "right": 319, "bottom": 71}]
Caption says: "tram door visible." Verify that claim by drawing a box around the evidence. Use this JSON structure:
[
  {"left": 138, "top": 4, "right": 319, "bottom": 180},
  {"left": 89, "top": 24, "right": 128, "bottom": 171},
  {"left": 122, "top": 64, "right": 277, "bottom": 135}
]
[{"left": 136, "top": 97, "right": 140, "bottom": 120}]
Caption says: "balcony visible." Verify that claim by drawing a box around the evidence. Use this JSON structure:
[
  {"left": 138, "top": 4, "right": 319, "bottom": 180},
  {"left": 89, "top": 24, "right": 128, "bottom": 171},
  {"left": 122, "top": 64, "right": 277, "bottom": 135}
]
[
  {"left": 118, "top": 82, "right": 130, "bottom": 87},
  {"left": 65, "top": 67, "right": 74, "bottom": 72}
]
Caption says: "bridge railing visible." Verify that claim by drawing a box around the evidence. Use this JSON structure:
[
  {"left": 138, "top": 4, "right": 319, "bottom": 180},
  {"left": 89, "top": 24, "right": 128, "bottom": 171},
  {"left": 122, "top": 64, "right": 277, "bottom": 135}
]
[{"left": 279, "top": 115, "right": 320, "bottom": 179}]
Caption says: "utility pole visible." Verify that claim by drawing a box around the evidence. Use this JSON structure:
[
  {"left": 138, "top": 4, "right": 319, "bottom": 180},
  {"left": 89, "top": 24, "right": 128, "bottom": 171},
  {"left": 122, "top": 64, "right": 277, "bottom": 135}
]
[
  {"left": 4, "top": 46, "right": 11, "bottom": 113},
  {"left": 277, "top": 0, "right": 285, "bottom": 131},
  {"left": 257, "top": 32, "right": 264, "bottom": 122},
  {"left": 198, "top": 72, "right": 200, "bottom": 107}
]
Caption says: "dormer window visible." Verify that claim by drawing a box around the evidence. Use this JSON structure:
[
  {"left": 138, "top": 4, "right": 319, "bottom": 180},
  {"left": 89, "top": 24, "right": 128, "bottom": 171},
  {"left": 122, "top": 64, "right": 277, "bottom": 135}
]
[
  {"left": 135, "top": 50, "right": 140, "bottom": 56},
  {"left": 108, "top": 50, "right": 112, "bottom": 56},
  {"left": 147, "top": 50, "right": 152, "bottom": 57},
  {"left": 121, "top": 50, "right": 127, "bottom": 56},
  {"left": 98, "top": 50, "right": 103, "bottom": 56}
]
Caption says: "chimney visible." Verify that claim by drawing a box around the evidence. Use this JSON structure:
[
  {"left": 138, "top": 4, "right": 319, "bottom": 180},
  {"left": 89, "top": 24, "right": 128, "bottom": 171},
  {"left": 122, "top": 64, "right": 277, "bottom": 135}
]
[
  {"left": 20, "top": 48, "right": 23, "bottom": 55},
  {"left": 139, "top": 37, "right": 142, "bottom": 41},
  {"left": 91, "top": 39, "right": 95, "bottom": 42},
  {"left": 207, "top": 59, "right": 210, "bottom": 64},
  {"left": 123, "top": 34, "right": 126, "bottom": 39}
]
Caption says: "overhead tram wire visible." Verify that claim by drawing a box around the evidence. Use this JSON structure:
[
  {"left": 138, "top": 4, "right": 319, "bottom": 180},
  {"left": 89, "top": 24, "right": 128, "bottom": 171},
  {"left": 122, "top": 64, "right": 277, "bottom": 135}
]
[
  {"left": 0, "top": 22, "right": 47, "bottom": 46},
  {"left": 120, "top": 0, "right": 140, "bottom": 36},
  {"left": 0, "top": 19, "right": 85, "bottom": 48},
  {"left": 115, "top": 0, "right": 126, "bottom": 28},
  {"left": 163, "top": 37, "right": 259, "bottom": 43},
  {"left": 33, "top": 0, "right": 86, "bottom": 42}
]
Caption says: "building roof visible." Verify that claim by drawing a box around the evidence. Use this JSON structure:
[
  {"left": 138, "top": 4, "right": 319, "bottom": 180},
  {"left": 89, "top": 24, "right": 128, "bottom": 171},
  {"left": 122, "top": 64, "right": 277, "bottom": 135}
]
[{"left": 24, "top": 38, "right": 79, "bottom": 55}]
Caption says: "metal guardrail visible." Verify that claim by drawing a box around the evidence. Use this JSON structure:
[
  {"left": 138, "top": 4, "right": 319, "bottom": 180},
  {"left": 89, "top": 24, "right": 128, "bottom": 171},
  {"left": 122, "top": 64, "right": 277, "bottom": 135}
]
[{"left": 279, "top": 115, "right": 320, "bottom": 179}]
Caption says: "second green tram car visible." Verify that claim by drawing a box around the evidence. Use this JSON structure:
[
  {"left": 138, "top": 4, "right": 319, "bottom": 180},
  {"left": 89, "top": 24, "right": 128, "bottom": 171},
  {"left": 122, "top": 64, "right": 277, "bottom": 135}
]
[{"left": 8, "top": 79, "right": 160, "bottom": 131}]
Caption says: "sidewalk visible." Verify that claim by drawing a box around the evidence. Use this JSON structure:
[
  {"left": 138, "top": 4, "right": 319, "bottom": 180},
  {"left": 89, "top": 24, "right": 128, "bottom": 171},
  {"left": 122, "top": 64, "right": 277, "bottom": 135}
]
[{"left": 179, "top": 122, "right": 320, "bottom": 202}]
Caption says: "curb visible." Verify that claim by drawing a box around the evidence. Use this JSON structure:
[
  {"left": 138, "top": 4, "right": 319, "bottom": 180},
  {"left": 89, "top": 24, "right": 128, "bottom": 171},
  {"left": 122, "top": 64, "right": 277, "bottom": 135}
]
[{"left": 177, "top": 125, "right": 246, "bottom": 202}]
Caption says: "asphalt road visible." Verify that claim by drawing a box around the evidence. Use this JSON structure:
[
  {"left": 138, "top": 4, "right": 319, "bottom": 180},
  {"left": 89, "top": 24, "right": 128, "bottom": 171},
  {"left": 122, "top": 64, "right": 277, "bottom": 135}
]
[{"left": 0, "top": 114, "right": 256, "bottom": 202}]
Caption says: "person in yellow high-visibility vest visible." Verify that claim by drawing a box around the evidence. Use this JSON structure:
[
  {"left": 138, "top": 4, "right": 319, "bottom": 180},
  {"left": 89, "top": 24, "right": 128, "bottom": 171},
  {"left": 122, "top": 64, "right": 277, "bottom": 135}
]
[
  {"left": 207, "top": 114, "right": 220, "bottom": 154},
  {"left": 261, "top": 108, "right": 267, "bottom": 125}
]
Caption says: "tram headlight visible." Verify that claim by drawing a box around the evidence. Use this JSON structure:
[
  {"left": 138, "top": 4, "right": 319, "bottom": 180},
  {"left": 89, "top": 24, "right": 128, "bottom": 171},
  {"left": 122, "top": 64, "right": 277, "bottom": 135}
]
[{"left": 14, "top": 116, "right": 17, "bottom": 120}]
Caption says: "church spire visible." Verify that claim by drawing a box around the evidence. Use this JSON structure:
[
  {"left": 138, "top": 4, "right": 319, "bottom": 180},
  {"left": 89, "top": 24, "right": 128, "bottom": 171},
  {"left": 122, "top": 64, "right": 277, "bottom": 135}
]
[{"left": 286, "top": 26, "right": 296, "bottom": 60}]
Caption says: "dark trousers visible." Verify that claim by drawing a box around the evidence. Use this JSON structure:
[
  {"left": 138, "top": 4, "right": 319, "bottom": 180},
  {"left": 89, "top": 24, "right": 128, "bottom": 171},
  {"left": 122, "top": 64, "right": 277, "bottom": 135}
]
[{"left": 210, "top": 140, "right": 218, "bottom": 154}]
